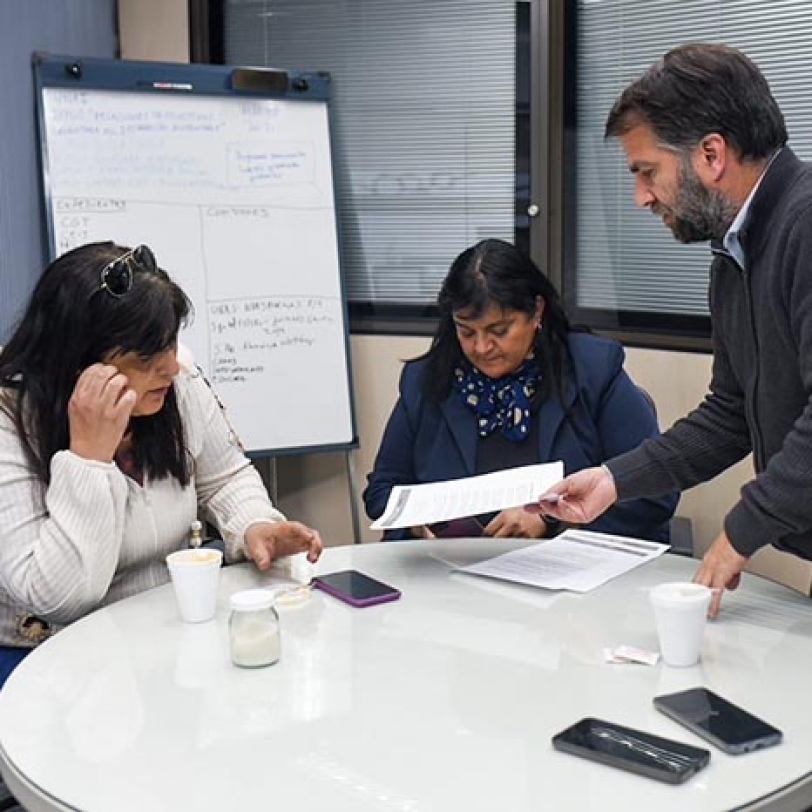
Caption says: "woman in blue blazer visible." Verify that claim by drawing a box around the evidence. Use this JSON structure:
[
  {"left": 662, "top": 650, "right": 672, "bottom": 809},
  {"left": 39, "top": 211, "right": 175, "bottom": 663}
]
[{"left": 364, "top": 239, "right": 677, "bottom": 541}]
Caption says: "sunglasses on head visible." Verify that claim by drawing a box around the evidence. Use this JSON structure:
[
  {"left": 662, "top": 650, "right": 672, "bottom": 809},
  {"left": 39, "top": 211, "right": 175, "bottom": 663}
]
[{"left": 99, "top": 244, "right": 158, "bottom": 298}]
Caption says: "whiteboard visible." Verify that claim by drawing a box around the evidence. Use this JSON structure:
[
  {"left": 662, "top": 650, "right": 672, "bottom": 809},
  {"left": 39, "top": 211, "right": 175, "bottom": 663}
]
[{"left": 35, "top": 55, "right": 356, "bottom": 455}]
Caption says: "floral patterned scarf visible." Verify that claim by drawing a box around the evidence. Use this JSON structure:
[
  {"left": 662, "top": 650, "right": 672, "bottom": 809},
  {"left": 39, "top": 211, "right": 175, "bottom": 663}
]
[{"left": 453, "top": 356, "right": 540, "bottom": 441}]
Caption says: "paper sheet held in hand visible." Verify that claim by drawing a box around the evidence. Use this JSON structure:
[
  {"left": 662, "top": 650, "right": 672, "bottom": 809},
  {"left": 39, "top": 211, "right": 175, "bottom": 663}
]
[
  {"left": 457, "top": 529, "right": 669, "bottom": 592},
  {"left": 370, "top": 461, "right": 563, "bottom": 531}
]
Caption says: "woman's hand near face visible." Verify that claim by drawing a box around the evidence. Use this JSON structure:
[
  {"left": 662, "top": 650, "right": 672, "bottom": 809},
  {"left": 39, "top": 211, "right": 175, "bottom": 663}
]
[
  {"left": 68, "top": 363, "right": 137, "bottom": 462},
  {"left": 244, "top": 521, "right": 324, "bottom": 570},
  {"left": 483, "top": 506, "right": 548, "bottom": 538}
]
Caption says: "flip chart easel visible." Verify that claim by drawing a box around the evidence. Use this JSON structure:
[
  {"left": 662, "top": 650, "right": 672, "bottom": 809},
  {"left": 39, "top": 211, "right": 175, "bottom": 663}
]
[{"left": 34, "top": 53, "right": 361, "bottom": 541}]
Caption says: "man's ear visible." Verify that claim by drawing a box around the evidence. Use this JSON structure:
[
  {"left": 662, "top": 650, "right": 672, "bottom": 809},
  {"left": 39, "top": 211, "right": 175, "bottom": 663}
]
[{"left": 693, "top": 133, "right": 727, "bottom": 184}]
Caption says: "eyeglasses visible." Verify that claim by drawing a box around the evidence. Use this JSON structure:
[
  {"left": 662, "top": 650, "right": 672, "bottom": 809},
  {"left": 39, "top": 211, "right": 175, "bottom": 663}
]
[{"left": 99, "top": 244, "right": 158, "bottom": 298}]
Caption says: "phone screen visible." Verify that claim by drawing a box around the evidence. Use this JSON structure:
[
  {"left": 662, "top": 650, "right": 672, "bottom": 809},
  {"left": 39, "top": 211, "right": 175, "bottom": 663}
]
[
  {"left": 653, "top": 688, "right": 782, "bottom": 754},
  {"left": 427, "top": 516, "right": 485, "bottom": 538},
  {"left": 312, "top": 570, "right": 401, "bottom": 607},
  {"left": 552, "top": 717, "right": 710, "bottom": 784}
]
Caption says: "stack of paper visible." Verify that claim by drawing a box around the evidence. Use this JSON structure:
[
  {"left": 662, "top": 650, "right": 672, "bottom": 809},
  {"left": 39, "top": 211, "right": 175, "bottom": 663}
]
[{"left": 457, "top": 529, "right": 669, "bottom": 593}]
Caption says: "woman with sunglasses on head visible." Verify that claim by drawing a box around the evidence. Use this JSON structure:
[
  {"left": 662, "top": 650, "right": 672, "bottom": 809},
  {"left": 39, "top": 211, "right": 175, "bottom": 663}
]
[
  {"left": 364, "top": 238, "right": 677, "bottom": 541},
  {"left": 0, "top": 241, "right": 322, "bottom": 685}
]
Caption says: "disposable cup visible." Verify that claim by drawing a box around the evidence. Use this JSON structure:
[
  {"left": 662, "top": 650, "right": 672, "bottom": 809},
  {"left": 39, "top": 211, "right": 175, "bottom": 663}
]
[
  {"left": 649, "top": 582, "right": 712, "bottom": 667},
  {"left": 166, "top": 548, "right": 223, "bottom": 623}
]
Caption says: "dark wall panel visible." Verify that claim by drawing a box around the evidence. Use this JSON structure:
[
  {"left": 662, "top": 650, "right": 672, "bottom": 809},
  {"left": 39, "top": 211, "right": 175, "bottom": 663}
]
[{"left": 0, "top": 0, "right": 117, "bottom": 341}]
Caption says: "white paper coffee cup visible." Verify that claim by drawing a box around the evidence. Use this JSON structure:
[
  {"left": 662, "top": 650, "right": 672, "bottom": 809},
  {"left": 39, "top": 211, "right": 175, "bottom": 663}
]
[
  {"left": 166, "top": 548, "right": 223, "bottom": 623},
  {"left": 649, "top": 582, "right": 712, "bottom": 667}
]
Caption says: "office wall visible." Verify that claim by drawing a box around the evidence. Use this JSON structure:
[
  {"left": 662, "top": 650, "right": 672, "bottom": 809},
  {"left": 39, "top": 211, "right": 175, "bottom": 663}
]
[
  {"left": 0, "top": 0, "right": 118, "bottom": 342},
  {"left": 119, "top": 0, "right": 812, "bottom": 594},
  {"left": 118, "top": 0, "right": 189, "bottom": 62}
]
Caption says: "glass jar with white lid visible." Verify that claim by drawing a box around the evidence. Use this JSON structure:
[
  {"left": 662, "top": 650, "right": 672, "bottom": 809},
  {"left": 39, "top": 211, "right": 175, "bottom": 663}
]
[{"left": 228, "top": 589, "right": 280, "bottom": 668}]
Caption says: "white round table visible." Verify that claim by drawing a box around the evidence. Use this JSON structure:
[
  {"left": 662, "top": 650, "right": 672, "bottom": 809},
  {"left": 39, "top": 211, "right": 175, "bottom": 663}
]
[{"left": 1, "top": 539, "right": 811, "bottom": 811}]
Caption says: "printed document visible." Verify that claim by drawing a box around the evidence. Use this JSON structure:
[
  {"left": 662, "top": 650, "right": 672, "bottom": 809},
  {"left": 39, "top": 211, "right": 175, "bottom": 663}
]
[
  {"left": 370, "top": 462, "right": 563, "bottom": 530},
  {"left": 457, "top": 529, "right": 669, "bottom": 592}
]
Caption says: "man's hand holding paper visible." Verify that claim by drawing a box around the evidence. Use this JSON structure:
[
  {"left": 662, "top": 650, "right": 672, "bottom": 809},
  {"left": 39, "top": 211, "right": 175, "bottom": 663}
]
[{"left": 526, "top": 464, "right": 618, "bottom": 525}]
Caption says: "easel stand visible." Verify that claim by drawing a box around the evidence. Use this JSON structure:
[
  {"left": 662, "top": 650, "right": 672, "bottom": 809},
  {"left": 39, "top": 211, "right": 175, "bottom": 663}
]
[
  {"left": 253, "top": 452, "right": 362, "bottom": 545},
  {"left": 345, "top": 449, "right": 363, "bottom": 544}
]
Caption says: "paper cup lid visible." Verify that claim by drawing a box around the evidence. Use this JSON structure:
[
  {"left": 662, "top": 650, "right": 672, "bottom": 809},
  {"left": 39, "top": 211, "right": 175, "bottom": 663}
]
[
  {"left": 229, "top": 589, "right": 275, "bottom": 611},
  {"left": 271, "top": 584, "right": 312, "bottom": 609},
  {"left": 166, "top": 548, "right": 222, "bottom": 566},
  {"left": 650, "top": 582, "right": 711, "bottom": 605}
]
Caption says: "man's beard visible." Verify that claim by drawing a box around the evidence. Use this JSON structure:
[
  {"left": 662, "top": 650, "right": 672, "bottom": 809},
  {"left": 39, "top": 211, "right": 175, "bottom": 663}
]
[{"left": 654, "top": 158, "right": 737, "bottom": 244}]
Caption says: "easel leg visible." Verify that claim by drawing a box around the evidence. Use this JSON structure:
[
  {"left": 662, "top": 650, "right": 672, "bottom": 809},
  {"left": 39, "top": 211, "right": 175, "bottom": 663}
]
[
  {"left": 253, "top": 456, "right": 278, "bottom": 506},
  {"left": 346, "top": 450, "right": 362, "bottom": 544}
]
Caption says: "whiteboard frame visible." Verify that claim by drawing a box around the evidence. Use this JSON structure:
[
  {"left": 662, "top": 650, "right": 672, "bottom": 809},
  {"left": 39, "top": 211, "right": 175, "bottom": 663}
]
[{"left": 33, "top": 51, "right": 358, "bottom": 459}]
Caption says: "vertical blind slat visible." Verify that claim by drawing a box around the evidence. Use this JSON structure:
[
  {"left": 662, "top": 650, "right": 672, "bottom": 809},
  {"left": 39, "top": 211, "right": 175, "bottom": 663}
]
[{"left": 572, "top": 0, "right": 812, "bottom": 317}]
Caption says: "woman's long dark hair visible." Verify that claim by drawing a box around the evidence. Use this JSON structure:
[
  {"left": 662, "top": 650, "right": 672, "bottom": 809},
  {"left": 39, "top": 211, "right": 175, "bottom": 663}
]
[
  {"left": 419, "top": 239, "right": 577, "bottom": 403},
  {"left": 0, "top": 241, "right": 192, "bottom": 485}
]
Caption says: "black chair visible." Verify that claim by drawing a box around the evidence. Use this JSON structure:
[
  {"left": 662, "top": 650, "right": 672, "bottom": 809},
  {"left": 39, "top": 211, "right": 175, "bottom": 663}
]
[
  {"left": 668, "top": 515, "right": 695, "bottom": 557},
  {"left": 0, "top": 778, "right": 23, "bottom": 811},
  {"left": 636, "top": 386, "right": 694, "bottom": 557}
]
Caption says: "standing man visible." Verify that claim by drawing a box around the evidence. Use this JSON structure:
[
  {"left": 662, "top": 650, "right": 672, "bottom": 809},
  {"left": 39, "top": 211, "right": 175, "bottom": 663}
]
[{"left": 533, "top": 43, "right": 812, "bottom": 616}]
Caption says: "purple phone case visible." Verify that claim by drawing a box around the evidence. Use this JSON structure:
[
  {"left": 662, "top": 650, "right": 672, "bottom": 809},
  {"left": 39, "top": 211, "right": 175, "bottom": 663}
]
[{"left": 312, "top": 571, "right": 402, "bottom": 607}]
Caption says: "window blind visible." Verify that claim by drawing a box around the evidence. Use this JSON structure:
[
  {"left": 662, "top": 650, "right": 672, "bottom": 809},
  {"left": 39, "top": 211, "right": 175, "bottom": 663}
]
[
  {"left": 571, "top": 0, "right": 812, "bottom": 316},
  {"left": 223, "top": 0, "right": 517, "bottom": 305}
]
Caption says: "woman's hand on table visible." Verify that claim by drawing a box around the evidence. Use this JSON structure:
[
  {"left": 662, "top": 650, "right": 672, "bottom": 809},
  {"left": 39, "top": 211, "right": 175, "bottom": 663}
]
[
  {"left": 244, "top": 521, "right": 324, "bottom": 570},
  {"left": 483, "top": 507, "right": 549, "bottom": 538}
]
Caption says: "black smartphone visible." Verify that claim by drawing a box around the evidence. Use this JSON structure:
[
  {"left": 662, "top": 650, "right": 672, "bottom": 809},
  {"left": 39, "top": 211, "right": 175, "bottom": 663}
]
[
  {"left": 312, "top": 570, "right": 401, "bottom": 608},
  {"left": 552, "top": 717, "right": 710, "bottom": 784},
  {"left": 653, "top": 687, "right": 783, "bottom": 755},
  {"left": 427, "top": 516, "right": 485, "bottom": 538}
]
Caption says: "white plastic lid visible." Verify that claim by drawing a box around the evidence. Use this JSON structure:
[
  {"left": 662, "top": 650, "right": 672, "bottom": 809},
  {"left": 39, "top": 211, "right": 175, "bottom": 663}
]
[
  {"left": 271, "top": 584, "right": 312, "bottom": 609},
  {"left": 229, "top": 588, "right": 275, "bottom": 611},
  {"left": 650, "top": 581, "right": 712, "bottom": 607}
]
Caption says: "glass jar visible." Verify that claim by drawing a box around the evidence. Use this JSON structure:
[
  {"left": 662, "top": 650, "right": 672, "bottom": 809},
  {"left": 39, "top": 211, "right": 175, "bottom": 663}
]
[{"left": 228, "top": 589, "right": 280, "bottom": 668}]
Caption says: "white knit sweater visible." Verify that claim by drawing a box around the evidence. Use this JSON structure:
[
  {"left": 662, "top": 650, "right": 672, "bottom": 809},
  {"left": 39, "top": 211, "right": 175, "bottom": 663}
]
[{"left": 0, "top": 359, "right": 284, "bottom": 648}]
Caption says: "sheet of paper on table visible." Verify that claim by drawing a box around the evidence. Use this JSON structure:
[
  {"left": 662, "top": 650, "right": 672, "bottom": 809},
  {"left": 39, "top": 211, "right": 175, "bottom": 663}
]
[
  {"left": 370, "top": 461, "right": 564, "bottom": 530},
  {"left": 456, "top": 529, "right": 670, "bottom": 592}
]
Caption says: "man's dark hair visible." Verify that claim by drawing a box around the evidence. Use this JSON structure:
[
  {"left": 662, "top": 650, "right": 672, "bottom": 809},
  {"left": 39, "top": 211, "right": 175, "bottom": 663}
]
[
  {"left": 605, "top": 43, "right": 788, "bottom": 160},
  {"left": 0, "top": 241, "right": 192, "bottom": 485}
]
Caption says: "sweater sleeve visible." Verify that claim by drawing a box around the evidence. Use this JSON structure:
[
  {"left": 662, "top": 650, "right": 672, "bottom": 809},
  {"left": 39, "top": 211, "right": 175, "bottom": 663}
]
[
  {"left": 178, "top": 366, "right": 285, "bottom": 563},
  {"left": 0, "top": 414, "right": 129, "bottom": 624},
  {"left": 607, "top": 330, "right": 752, "bottom": 501},
  {"left": 725, "top": 211, "right": 812, "bottom": 555}
]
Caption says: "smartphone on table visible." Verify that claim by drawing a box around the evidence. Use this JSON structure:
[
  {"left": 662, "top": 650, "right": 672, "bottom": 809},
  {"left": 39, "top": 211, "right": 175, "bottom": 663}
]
[
  {"left": 552, "top": 717, "right": 710, "bottom": 784},
  {"left": 427, "top": 515, "right": 485, "bottom": 538},
  {"left": 312, "top": 570, "right": 401, "bottom": 607},
  {"left": 653, "top": 687, "right": 782, "bottom": 755}
]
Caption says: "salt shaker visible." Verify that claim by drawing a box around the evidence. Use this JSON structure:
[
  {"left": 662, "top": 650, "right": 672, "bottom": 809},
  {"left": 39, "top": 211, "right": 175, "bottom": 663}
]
[
  {"left": 188, "top": 520, "right": 203, "bottom": 549},
  {"left": 229, "top": 589, "right": 281, "bottom": 668}
]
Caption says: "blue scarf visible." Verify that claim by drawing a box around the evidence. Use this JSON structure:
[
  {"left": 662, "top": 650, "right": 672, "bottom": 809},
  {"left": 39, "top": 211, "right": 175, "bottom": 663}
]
[{"left": 453, "top": 356, "right": 540, "bottom": 441}]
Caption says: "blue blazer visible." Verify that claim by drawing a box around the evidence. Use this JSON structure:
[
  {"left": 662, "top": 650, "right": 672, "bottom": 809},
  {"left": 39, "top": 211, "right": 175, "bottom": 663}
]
[{"left": 364, "top": 333, "right": 677, "bottom": 541}]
